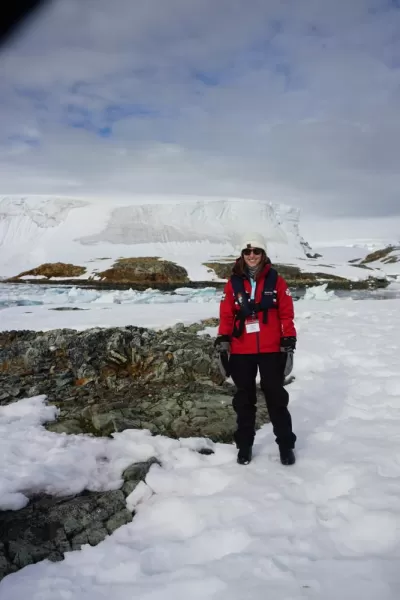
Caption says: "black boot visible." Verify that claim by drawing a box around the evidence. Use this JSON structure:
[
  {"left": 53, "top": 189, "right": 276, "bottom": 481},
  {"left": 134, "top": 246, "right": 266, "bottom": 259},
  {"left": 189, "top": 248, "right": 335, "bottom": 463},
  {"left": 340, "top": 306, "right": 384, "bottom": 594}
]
[
  {"left": 237, "top": 446, "right": 252, "bottom": 465},
  {"left": 279, "top": 447, "right": 295, "bottom": 466}
]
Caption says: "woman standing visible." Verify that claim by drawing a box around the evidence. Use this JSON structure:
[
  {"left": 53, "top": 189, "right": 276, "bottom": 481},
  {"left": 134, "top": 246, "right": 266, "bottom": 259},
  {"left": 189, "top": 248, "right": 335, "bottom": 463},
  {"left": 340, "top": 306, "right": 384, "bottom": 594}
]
[{"left": 215, "top": 233, "right": 297, "bottom": 465}]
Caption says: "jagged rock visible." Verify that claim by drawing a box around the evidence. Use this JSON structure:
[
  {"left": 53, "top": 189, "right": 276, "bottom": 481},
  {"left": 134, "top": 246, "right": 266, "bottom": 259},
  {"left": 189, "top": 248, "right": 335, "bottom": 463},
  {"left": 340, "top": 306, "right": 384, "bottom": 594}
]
[
  {"left": 0, "top": 459, "right": 157, "bottom": 581},
  {"left": 0, "top": 325, "right": 269, "bottom": 441}
]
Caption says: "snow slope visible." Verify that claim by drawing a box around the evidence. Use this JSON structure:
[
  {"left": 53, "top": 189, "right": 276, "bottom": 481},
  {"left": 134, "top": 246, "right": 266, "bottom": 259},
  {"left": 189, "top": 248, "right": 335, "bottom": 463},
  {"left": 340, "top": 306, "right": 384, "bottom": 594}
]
[
  {"left": 313, "top": 241, "right": 400, "bottom": 280},
  {"left": 0, "top": 195, "right": 323, "bottom": 280},
  {"left": 362, "top": 247, "right": 400, "bottom": 279},
  {"left": 1, "top": 295, "right": 400, "bottom": 599}
]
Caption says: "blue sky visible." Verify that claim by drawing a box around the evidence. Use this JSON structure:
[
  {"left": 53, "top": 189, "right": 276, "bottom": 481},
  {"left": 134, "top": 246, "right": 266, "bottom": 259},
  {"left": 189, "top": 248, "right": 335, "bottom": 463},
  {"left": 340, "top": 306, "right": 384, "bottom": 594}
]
[{"left": 0, "top": 0, "right": 399, "bottom": 225}]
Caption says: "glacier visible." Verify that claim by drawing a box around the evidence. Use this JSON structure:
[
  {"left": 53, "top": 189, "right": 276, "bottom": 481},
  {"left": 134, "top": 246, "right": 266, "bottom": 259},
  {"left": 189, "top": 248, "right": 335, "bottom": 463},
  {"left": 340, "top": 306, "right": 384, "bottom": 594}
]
[{"left": 0, "top": 195, "right": 313, "bottom": 279}]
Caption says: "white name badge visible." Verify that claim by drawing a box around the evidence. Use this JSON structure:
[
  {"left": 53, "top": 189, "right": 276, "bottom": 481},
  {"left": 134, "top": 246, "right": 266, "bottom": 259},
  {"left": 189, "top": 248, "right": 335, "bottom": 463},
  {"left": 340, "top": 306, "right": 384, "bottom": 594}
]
[{"left": 245, "top": 320, "right": 260, "bottom": 333}]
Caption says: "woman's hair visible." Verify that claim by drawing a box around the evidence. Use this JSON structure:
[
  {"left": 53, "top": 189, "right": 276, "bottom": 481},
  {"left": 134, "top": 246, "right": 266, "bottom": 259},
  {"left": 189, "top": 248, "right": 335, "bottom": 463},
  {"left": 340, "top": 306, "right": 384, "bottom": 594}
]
[{"left": 232, "top": 250, "right": 268, "bottom": 277}]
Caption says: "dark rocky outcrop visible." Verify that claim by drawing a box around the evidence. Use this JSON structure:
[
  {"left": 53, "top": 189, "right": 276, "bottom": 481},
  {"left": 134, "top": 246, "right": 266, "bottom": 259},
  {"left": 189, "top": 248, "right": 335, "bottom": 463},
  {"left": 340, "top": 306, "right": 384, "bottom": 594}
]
[
  {"left": 97, "top": 257, "right": 189, "bottom": 284},
  {"left": 305, "top": 252, "right": 322, "bottom": 259},
  {"left": 0, "top": 323, "right": 268, "bottom": 441},
  {"left": 0, "top": 458, "right": 158, "bottom": 580},
  {"left": 361, "top": 246, "right": 399, "bottom": 265},
  {"left": 10, "top": 262, "right": 86, "bottom": 280},
  {"left": 6, "top": 257, "right": 189, "bottom": 287}
]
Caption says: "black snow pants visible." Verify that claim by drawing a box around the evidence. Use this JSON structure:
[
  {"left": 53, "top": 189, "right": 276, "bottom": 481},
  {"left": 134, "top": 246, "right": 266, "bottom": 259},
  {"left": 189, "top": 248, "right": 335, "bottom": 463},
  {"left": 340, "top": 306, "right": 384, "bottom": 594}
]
[{"left": 229, "top": 353, "right": 296, "bottom": 450}]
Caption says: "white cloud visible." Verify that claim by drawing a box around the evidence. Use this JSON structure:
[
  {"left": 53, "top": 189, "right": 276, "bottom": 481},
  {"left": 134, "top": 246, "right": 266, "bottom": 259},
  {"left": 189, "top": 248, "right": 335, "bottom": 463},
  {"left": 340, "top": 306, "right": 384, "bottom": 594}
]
[{"left": 0, "top": 0, "right": 399, "bottom": 227}]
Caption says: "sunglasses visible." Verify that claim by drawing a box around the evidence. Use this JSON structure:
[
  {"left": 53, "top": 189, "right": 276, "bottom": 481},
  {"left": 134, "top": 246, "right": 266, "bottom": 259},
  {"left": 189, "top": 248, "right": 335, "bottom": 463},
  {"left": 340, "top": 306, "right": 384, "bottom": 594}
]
[{"left": 242, "top": 247, "right": 263, "bottom": 256}]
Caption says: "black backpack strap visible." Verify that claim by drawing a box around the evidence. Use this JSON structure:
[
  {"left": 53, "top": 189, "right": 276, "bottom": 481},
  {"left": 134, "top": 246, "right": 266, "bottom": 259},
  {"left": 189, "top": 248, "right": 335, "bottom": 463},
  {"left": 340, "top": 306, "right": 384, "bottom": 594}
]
[
  {"left": 264, "top": 267, "right": 278, "bottom": 293},
  {"left": 230, "top": 275, "right": 252, "bottom": 338},
  {"left": 258, "top": 268, "right": 278, "bottom": 323},
  {"left": 230, "top": 275, "right": 253, "bottom": 315}
]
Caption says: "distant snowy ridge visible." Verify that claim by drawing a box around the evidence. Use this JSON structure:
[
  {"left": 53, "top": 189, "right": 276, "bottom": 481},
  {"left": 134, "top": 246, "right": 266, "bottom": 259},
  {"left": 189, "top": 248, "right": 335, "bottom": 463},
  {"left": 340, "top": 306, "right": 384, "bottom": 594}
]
[
  {"left": 360, "top": 245, "right": 400, "bottom": 279},
  {"left": 313, "top": 241, "right": 400, "bottom": 280},
  {"left": 0, "top": 196, "right": 87, "bottom": 226},
  {"left": 0, "top": 195, "right": 313, "bottom": 279}
]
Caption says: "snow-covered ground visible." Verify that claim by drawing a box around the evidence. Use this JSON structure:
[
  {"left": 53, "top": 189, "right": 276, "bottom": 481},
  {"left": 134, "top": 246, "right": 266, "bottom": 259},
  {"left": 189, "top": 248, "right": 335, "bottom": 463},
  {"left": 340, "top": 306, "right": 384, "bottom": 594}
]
[{"left": 1, "top": 288, "right": 400, "bottom": 598}]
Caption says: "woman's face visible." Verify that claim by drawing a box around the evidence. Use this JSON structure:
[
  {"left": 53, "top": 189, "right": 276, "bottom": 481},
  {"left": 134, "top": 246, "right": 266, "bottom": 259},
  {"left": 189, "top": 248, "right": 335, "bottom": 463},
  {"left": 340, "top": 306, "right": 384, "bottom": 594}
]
[{"left": 242, "top": 247, "right": 263, "bottom": 268}]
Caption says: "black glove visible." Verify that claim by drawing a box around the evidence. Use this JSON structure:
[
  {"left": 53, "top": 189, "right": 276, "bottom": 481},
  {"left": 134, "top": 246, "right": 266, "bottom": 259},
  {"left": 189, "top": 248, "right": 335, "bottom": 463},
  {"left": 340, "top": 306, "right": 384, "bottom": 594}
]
[
  {"left": 214, "top": 335, "right": 231, "bottom": 378},
  {"left": 214, "top": 334, "right": 231, "bottom": 353},
  {"left": 280, "top": 336, "right": 296, "bottom": 352}
]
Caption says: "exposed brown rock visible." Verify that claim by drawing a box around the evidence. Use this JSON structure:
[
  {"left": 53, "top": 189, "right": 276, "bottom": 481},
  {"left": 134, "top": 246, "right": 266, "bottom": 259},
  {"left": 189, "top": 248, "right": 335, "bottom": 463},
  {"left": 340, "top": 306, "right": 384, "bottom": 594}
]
[
  {"left": 97, "top": 257, "right": 189, "bottom": 284},
  {"left": 383, "top": 255, "right": 399, "bottom": 264},
  {"left": 5, "top": 255, "right": 389, "bottom": 290},
  {"left": 361, "top": 246, "right": 398, "bottom": 264},
  {"left": 203, "top": 261, "right": 233, "bottom": 279},
  {"left": 10, "top": 262, "right": 86, "bottom": 280}
]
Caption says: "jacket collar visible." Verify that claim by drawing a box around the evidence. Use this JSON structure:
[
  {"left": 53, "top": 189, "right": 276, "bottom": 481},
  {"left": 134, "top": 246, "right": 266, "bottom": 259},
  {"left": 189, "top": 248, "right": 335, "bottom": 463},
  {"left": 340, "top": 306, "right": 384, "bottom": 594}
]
[{"left": 248, "top": 262, "right": 270, "bottom": 281}]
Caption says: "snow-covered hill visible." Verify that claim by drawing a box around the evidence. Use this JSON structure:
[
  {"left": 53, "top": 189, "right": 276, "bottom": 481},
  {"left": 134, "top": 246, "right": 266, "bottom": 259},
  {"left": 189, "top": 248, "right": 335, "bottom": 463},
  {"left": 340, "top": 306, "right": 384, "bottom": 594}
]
[
  {"left": 0, "top": 195, "right": 314, "bottom": 279},
  {"left": 313, "top": 241, "right": 400, "bottom": 280},
  {"left": 0, "top": 195, "right": 392, "bottom": 283}
]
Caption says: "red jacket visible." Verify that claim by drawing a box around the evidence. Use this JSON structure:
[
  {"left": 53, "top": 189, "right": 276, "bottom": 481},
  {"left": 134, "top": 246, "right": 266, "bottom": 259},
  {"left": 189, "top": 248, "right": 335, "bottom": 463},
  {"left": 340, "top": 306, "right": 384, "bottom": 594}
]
[{"left": 218, "top": 263, "right": 296, "bottom": 354}]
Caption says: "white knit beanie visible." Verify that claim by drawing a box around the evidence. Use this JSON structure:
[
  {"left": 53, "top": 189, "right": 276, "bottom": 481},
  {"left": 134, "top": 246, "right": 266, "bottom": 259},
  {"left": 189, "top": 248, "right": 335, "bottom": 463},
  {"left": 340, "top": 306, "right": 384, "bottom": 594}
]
[{"left": 238, "top": 232, "right": 267, "bottom": 254}]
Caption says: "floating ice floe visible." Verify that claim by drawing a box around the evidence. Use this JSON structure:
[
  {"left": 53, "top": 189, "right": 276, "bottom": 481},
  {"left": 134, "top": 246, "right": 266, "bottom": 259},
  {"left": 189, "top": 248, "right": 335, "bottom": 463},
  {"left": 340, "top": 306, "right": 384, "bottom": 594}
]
[{"left": 302, "top": 283, "right": 338, "bottom": 301}]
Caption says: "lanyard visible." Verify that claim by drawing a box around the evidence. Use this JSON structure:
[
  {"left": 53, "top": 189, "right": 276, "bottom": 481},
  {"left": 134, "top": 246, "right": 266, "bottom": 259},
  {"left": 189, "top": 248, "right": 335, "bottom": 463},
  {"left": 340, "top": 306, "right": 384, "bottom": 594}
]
[{"left": 250, "top": 278, "right": 256, "bottom": 301}]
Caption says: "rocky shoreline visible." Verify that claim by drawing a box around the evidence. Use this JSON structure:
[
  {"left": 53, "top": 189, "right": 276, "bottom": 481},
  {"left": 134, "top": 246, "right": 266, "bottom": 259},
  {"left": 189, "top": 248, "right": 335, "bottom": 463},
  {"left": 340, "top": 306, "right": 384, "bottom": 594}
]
[
  {"left": 5, "top": 258, "right": 389, "bottom": 290},
  {"left": 3, "top": 274, "right": 388, "bottom": 291},
  {"left": 3, "top": 278, "right": 226, "bottom": 291}
]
